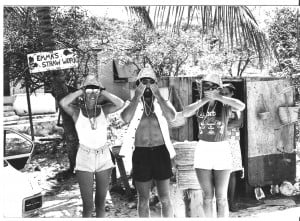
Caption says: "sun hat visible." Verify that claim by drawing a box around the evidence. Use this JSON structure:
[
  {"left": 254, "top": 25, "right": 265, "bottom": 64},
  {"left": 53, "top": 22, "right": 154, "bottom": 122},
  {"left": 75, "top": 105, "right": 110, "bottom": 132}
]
[
  {"left": 81, "top": 75, "right": 101, "bottom": 88},
  {"left": 136, "top": 65, "right": 157, "bottom": 82},
  {"left": 201, "top": 73, "right": 223, "bottom": 87}
]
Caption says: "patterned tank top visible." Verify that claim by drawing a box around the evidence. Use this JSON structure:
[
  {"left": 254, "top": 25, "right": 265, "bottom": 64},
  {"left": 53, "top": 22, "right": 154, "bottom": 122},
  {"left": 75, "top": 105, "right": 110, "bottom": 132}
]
[{"left": 197, "top": 102, "right": 231, "bottom": 142}]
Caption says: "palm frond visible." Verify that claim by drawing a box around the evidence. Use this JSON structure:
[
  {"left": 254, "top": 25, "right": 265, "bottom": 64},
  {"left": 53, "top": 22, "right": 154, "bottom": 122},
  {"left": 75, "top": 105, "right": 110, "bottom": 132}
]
[{"left": 127, "top": 6, "right": 269, "bottom": 58}]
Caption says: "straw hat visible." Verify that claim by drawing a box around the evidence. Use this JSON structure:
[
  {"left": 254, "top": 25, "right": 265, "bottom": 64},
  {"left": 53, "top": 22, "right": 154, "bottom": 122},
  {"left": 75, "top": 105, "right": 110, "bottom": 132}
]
[
  {"left": 201, "top": 73, "right": 223, "bottom": 87},
  {"left": 81, "top": 75, "right": 101, "bottom": 88},
  {"left": 136, "top": 65, "right": 157, "bottom": 82}
]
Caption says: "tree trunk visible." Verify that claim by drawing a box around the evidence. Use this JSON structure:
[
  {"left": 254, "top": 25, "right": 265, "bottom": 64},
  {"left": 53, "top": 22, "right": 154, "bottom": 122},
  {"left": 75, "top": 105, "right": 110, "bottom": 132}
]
[
  {"left": 297, "top": 9, "right": 300, "bottom": 57},
  {"left": 36, "top": 7, "right": 79, "bottom": 171}
]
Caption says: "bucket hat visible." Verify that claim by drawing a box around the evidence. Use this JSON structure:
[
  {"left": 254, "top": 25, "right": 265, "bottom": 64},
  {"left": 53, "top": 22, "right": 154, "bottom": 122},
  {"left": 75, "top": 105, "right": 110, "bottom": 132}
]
[
  {"left": 81, "top": 75, "right": 101, "bottom": 88},
  {"left": 201, "top": 73, "right": 223, "bottom": 87},
  {"left": 136, "top": 66, "right": 157, "bottom": 82}
]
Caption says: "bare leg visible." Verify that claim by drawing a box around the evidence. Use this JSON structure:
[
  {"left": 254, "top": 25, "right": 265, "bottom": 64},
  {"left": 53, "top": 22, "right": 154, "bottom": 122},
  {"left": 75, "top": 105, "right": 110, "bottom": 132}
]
[
  {"left": 76, "top": 171, "right": 94, "bottom": 217},
  {"left": 135, "top": 180, "right": 152, "bottom": 217},
  {"left": 228, "top": 172, "right": 237, "bottom": 211},
  {"left": 94, "top": 168, "right": 112, "bottom": 217},
  {"left": 155, "top": 179, "right": 173, "bottom": 217},
  {"left": 195, "top": 169, "right": 214, "bottom": 217},
  {"left": 214, "top": 170, "right": 231, "bottom": 217}
]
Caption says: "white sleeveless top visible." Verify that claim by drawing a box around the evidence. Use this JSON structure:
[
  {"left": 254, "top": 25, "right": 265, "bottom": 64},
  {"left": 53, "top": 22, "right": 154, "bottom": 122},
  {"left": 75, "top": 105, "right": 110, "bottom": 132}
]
[{"left": 75, "top": 108, "right": 108, "bottom": 149}]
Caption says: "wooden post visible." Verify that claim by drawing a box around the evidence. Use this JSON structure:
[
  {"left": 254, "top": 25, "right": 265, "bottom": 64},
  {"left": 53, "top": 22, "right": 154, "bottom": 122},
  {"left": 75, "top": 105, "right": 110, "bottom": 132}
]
[
  {"left": 24, "top": 70, "right": 34, "bottom": 141},
  {"left": 183, "top": 189, "right": 205, "bottom": 217},
  {"left": 111, "top": 145, "right": 132, "bottom": 197},
  {"left": 115, "top": 155, "right": 132, "bottom": 197}
]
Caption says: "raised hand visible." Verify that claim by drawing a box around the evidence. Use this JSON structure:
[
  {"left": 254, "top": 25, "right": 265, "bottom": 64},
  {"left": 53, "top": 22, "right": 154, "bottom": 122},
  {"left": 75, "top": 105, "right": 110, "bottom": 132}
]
[
  {"left": 204, "top": 89, "right": 222, "bottom": 101},
  {"left": 135, "top": 83, "right": 146, "bottom": 100},
  {"left": 149, "top": 83, "right": 160, "bottom": 98}
]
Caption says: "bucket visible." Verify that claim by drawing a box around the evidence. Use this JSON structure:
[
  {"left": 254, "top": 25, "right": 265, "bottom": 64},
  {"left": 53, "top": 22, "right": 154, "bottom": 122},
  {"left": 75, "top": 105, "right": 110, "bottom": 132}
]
[
  {"left": 174, "top": 141, "right": 200, "bottom": 189},
  {"left": 173, "top": 141, "right": 198, "bottom": 166},
  {"left": 176, "top": 167, "right": 200, "bottom": 190},
  {"left": 278, "top": 106, "right": 299, "bottom": 124},
  {"left": 258, "top": 111, "right": 271, "bottom": 120}
]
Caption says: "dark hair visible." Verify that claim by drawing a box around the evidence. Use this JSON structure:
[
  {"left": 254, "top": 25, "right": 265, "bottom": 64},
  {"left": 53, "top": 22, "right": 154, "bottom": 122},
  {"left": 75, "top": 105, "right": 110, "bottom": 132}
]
[{"left": 223, "top": 83, "right": 236, "bottom": 92}]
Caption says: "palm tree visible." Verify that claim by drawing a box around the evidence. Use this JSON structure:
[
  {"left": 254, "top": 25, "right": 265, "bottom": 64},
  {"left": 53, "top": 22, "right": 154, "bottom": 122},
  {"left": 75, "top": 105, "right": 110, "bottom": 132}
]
[
  {"left": 126, "top": 6, "right": 269, "bottom": 65},
  {"left": 36, "top": 7, "right": 79, "bottom": 173},
  {"left": 297, "top": 9, "right": 300, "bottom": 57}
]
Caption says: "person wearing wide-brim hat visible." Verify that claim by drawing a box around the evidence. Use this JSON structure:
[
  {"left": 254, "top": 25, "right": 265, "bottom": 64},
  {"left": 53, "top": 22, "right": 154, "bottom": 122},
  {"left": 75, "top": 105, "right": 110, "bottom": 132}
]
[
  {"left": 60, "top": 75, "right": 124, "bottom": 217},
  {"left": 120, "top": 65, "right": 176, "bottom": 217},
  {"left": 182, "top": 73, "right": 245, "bottom": 218}
]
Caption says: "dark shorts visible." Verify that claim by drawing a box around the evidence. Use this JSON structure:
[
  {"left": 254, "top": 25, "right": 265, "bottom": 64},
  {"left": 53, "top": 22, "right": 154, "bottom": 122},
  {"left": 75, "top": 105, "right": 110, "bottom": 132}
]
[{"left": 132, "top": 144, "right": 173, "bottom": 182}]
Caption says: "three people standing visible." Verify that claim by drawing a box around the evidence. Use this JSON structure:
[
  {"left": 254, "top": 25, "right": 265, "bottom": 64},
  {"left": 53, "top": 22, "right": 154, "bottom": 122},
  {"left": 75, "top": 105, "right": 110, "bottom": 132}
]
[{"left": 60, "top": 68, "right": 245, "bottom": 218}]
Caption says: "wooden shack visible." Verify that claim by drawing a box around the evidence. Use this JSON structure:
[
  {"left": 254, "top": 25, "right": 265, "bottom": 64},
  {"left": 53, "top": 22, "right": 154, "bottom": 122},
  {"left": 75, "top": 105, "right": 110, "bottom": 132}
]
[
  {"left": 122, "top": 74, "right": 297, "bottom": 217},
  {"left": 166, "top": 76, "right": 297, "bottom": 197}
]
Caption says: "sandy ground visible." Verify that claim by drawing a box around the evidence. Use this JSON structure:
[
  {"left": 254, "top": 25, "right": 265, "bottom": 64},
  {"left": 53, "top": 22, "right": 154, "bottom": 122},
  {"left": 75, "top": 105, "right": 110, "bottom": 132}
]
[{"left": 23, "top": 139, "right": 300, "bottom": 219}]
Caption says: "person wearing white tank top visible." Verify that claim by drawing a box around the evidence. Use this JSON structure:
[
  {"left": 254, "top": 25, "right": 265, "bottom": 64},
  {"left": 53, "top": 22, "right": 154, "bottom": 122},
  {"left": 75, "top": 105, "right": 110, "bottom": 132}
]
[{"left": 60, "top": 75, "right": 124, "bottom": 218}]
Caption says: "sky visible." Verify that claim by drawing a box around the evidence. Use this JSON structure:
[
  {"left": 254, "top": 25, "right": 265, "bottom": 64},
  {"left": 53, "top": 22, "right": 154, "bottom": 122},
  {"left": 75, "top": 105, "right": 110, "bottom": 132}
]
[{"left": 83, "top": 6, "right": 129, "bottom": 21}]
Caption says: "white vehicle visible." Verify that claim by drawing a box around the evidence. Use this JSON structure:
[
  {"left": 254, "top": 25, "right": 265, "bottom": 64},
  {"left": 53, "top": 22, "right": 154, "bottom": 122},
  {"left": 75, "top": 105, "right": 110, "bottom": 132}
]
[{"left": 3, "top": 128, "right": 43, "bottom": 217}]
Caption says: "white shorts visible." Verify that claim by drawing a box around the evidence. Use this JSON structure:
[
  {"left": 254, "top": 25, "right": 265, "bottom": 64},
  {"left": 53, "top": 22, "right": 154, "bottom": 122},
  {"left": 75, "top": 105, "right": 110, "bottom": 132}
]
[
  {"left": 194, "top": 140, "right": 232, "bottom": 170},
  {"left": 75, "top": 144, "right": 115, "bottom": 173}
]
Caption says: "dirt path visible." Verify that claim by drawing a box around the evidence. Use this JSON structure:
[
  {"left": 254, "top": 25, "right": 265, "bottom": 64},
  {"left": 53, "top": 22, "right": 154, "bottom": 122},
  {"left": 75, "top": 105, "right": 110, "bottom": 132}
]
[{"left": 25, "top": 140, "right": 300, "bottom": 218}]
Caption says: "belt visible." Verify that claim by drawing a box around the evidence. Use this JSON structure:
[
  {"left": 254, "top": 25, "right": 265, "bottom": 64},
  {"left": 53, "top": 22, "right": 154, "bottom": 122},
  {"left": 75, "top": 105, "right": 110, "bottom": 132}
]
[
  {"left": 135, "top": 144, "right": 165, "bottom": 150},
  {"left": 79, "top": 143, "right": 108, "bottom": 154}
]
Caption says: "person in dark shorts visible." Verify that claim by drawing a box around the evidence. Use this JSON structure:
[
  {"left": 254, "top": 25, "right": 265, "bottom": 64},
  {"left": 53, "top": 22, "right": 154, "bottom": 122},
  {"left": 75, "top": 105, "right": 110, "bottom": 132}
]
[
  {"left": 120, "top": 65, "right": 176, "bottom": 217},
  {"left": 132, "top": 144, "right": 173, "bottom": 182}
]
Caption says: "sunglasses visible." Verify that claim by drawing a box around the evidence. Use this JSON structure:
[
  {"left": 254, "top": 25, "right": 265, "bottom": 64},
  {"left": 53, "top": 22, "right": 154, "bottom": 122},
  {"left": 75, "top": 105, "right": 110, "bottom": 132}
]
[
  {"left": 136, "top": 78, "right": 156, "bottom": 86},
  {"left": 85, "top": 88, "right": 100, "bottom": 94},
  {"left": 202, "top": 82, "right": 219, "bottom": 90},
  {"left": 85, "top": 85, "right": 100, "bottom": 94}
]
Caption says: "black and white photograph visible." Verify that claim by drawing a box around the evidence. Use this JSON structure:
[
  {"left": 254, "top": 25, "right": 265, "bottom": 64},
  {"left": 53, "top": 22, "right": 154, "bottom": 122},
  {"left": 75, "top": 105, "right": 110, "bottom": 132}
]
[{"left": 2, "top": 2, "right": 300, "bottom": 219}]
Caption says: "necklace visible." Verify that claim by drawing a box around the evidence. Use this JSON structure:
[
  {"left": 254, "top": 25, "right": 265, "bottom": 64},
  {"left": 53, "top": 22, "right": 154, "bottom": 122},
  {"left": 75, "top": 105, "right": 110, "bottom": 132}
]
[
  {"left": 84, "top": 95, "right": 99, "bottom": 130},
  {"left": 142, "top": 96, "right": 154, "bottom": 117},
  {"left": 197, "top": 102, "right": 217, "bottom": 122},
  {"left": 198, "top": 102, "right": 217, "bottom": 135}
]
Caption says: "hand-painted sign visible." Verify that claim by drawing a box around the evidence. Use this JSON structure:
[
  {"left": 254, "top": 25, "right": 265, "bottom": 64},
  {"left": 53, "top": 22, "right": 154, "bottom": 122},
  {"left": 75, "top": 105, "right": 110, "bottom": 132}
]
[{"left": 27, "top": 48, "right": 78, "bottom": 73}]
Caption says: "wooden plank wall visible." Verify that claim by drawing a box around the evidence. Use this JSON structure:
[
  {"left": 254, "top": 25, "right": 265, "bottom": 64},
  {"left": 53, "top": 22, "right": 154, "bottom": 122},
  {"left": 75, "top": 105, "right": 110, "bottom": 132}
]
[
  {"left": 168, "top": 77, "right": 194, "bottom": 142},
  {"left": 246, "top": 78, "right": 296, "bottom": 186},
  {"left": 246, "top": 78, "right": 295, "bottom": 157}
]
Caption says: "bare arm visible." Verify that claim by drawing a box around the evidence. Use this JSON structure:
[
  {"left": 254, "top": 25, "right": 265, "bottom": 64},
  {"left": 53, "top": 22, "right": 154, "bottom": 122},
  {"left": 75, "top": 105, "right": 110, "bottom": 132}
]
[
  {"left": 156, "top": 93, "right": 176, "bottom": 122},
  {"left": 182, "top": 97, "right": 210, "bottom": 118},
  {"left": 101, "top": 90, "right": 125, "bottom": 116},
  {"left": 150, "top": 84, "right": 175, "bottom": 122},
  {"left": 205, "top": 90, "right": 245, "bottom": 111},
  {"left": 59, "top": 89, "right": 83, "bottom": 121},
  {"left": 121, "top": 83, "right": 146, "bottom": 124}
]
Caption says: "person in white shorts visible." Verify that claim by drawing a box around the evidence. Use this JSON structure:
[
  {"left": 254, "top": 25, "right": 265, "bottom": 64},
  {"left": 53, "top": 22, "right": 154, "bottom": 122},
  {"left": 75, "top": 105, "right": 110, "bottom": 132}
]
[
  {"left": 182, "top": 73, "right": 245, "bottom": 217},
  {"left": 60, "top": 75, "right": 124, "bottom": 217}
]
